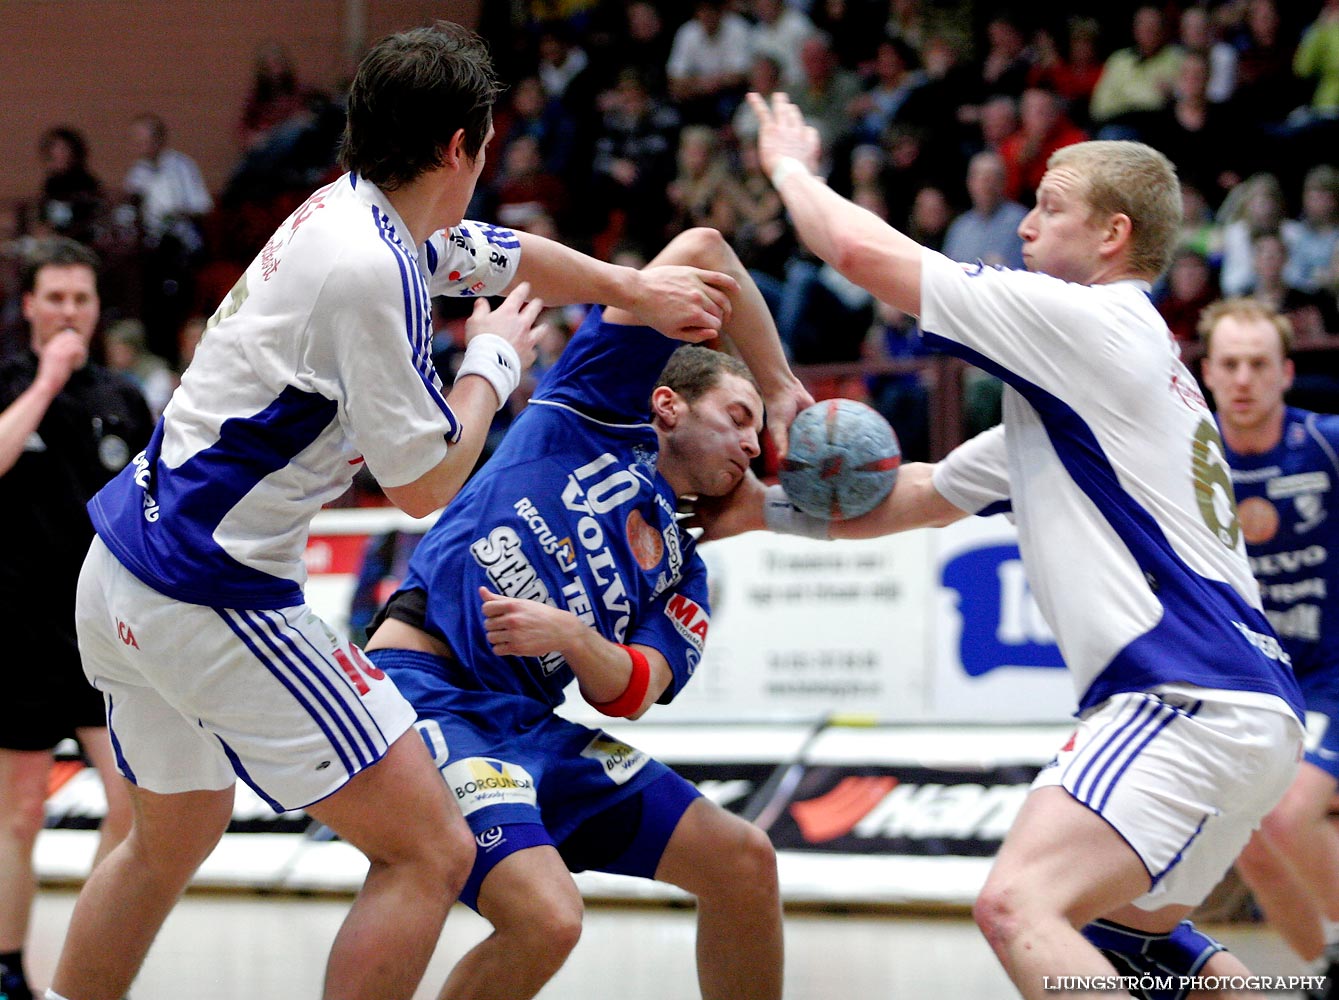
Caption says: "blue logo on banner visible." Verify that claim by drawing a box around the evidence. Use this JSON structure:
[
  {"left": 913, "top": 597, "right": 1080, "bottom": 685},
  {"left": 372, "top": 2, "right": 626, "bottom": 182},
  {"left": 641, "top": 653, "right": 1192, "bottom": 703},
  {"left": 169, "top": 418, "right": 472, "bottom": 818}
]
[{"left": 942, "top": 544, "right": 1065, "bottom": 676}]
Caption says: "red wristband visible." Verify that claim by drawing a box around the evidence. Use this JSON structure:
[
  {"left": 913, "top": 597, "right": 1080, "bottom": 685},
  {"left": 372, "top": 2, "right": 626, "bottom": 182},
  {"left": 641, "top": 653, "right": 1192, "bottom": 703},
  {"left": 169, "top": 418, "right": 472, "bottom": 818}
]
[{"left": 591, "top": 645, "right": 651, "bottom": 718}]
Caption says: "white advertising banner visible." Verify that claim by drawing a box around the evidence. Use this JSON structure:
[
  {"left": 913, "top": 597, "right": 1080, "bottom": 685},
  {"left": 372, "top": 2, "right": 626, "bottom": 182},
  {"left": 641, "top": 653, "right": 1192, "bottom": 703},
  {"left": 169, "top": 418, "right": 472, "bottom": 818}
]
[{"left": 574, "top": 529, "right": 936, "bottom": 724}]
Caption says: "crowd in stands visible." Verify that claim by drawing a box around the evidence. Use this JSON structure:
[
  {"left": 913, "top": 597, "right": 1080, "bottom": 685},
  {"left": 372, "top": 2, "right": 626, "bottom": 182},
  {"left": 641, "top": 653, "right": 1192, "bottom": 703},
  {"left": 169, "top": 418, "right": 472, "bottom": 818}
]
[{"left": 4, "top": 0, "right": 1339, "bottom": 473}]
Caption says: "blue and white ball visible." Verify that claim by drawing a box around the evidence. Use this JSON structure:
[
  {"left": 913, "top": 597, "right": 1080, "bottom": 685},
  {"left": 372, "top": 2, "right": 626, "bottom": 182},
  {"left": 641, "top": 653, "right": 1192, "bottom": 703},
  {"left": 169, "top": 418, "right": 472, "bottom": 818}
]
[{"left": 780, "top": 399, "right": 901, "bottom": 520}]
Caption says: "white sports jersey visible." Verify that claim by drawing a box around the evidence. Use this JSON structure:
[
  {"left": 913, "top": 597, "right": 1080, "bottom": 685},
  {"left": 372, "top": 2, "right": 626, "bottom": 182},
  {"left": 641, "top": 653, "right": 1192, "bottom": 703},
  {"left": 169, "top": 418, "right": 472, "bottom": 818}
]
[
  {"left": 89, "top": 173, "right": 521, "bottom": 610},
  {"left": 920, "top": 249, "right": 1303, "bottom": 720}
]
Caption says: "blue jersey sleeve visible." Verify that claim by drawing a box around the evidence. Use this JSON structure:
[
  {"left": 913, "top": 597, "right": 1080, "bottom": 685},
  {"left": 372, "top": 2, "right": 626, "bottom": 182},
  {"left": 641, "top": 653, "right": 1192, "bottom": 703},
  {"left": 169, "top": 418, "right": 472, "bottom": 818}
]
[
  {"left": 628, "top": 553, "right": 711, "bottom": 705},
  {"left": 534, "top": 307, "right": 679, "bottom": 425}
]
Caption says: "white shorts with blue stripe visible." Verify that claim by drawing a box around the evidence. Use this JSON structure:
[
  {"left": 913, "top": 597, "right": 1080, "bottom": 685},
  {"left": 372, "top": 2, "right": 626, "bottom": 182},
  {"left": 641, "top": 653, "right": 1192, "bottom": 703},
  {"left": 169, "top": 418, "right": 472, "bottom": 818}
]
[
  {"left": 1033, "top": 686, "right": 1303, "bottom": 910},
  {"left": 75, "top": 537, "right": 416, "bottom": 811}
]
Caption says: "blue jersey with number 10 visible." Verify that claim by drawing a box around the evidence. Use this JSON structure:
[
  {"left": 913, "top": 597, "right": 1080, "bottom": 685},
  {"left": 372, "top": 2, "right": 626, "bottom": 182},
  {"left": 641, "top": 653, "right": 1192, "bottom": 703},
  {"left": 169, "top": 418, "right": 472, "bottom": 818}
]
[{"left": 397, "top": 308, "right": 711, "bottom": 712}]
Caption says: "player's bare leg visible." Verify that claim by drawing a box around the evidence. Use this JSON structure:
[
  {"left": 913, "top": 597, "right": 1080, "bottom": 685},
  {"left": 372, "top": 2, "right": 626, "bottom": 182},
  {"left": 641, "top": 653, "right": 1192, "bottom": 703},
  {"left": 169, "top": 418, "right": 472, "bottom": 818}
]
[
  {"left": 304, "top": 731, "right": 472, "bottom": 1000},
  {"left": 51, "top": 784, "right": 235, "bottom": 1000},
  {"left": 437, "top": 847, "right": 584, "bottom": 1000},
  {"left": 1236, "top": 829, "right": 1327, "bottom": 959},
  {"left": 973, "top": 786, "right": 1152, "bottom": 1000},
  {"left": 75, "top": 726, "right": 133, "bottom": 868},
  {"left": 656, "top": 798, "right": 783, "bottom": 1000}
]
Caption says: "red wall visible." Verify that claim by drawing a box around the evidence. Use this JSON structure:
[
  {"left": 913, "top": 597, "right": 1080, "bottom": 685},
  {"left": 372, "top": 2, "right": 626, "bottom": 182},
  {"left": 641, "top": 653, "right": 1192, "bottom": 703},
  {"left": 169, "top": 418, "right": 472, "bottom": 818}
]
[{"left": 0, "top": 0, "right": 480, "bottom": 207}]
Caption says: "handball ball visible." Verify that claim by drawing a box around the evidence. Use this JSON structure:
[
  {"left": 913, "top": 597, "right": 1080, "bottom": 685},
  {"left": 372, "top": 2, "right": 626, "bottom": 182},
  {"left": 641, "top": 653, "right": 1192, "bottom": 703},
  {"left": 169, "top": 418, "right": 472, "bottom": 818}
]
[{"left": 780, "top": 399, "right": 901, "bottom": 520}]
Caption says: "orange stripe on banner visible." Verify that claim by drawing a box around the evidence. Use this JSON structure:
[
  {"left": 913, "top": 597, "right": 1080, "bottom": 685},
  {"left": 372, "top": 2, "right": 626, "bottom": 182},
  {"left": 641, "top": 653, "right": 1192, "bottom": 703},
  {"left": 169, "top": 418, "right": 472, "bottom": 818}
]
[
  {"left": 47, "top": 759, "right": 85, "bottom": 796},
  {"left": 789, "top": 775, "right": 899, "bottom": 844}
]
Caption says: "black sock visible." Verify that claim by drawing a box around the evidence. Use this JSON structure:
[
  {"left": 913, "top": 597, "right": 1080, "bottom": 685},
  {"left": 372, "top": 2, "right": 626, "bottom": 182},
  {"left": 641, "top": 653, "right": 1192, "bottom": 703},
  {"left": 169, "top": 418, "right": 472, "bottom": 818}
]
[{"left": 0, "top": 950, "right": 32, "bottom": 1000}]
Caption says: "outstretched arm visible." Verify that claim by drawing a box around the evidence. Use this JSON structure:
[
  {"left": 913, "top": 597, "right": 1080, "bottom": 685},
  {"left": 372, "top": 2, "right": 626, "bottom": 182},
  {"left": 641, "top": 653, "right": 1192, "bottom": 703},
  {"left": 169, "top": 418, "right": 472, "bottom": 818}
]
[
  {"left": 748, "top": 92, "right": 925, "bottom": 317},
  {"left": 606, "top": 227, "right": 814, "bottom": 455},
  {"left": 478, "top": 586, "right": 671, "bottom": 720},
  {"left": 508, "top": 231, "right": 739, "bottom": 343},
  {"left": 691, "top": 462, "right": 967, "bottom": 543}
]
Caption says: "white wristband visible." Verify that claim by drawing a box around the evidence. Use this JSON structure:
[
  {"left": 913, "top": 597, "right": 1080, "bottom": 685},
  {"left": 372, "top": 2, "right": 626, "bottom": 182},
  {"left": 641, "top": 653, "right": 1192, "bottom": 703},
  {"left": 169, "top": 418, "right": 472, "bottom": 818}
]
[
  {"left": 769, "top": 156, "right": 809, "bottom": 190},
  {"left": 456, "top": 333, "right": 522, "bottom": 411},
  {"left": 762, "top": 483, "right": 829, "bottom": 539}
]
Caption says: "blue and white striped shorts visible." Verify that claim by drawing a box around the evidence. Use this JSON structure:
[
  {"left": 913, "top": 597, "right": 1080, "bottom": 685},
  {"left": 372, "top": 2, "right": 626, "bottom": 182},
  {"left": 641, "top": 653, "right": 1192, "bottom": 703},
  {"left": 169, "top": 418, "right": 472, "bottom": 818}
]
[
  {"left": 75, "top": 537, "right": 416, "bottom": 811},
  {"left": 1033, "top": 687, "right": 1302, "bottom": 909}
]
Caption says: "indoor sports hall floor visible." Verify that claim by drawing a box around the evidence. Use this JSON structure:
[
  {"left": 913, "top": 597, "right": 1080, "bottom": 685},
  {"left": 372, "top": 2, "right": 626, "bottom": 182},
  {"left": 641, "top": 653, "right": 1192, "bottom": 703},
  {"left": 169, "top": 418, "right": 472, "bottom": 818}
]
[{"left": 29, "top": 888, "right": 1315, "bottom": 999}]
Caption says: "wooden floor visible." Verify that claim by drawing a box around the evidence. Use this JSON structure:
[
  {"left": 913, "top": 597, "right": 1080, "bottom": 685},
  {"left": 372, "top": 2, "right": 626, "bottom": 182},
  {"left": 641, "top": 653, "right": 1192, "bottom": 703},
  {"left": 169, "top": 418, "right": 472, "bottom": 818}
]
[{"left": 27, "top": 888, "right": 1316, "bottom": 999}]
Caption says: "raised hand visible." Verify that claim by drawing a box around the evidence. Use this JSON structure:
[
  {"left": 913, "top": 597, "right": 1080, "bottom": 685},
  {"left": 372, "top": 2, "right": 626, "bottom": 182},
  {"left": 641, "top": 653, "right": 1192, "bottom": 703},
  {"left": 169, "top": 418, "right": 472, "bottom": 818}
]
[
  {"left": 746, "top": 92, "right": 821, "bottom": 179},
  {"left": 36, "top": 329, "right": 89, "bottom": 394},
  {"left": 465, "top": 281, "right": 546, "bottom": 370},
  {"left": 626, "top": 264, "right": 739, "bottom": 342},
  {"left": 765, "top": 382, "right": 816, "bottom": 459}
]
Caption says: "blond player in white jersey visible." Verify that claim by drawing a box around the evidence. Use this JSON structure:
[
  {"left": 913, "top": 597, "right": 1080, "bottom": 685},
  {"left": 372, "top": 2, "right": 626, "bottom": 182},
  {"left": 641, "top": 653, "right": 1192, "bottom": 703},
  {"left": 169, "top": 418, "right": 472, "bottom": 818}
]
[
  {"left": 696, "top": 92, "right": 1307, "bottom": 1000},
  {"left": 49, "top": 22, "right": 742, "bottom": 1000}
]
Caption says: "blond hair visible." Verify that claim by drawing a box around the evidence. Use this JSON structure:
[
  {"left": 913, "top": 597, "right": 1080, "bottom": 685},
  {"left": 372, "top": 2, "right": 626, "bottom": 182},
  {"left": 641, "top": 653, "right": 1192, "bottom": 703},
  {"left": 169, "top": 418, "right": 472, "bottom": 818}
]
[
  {"left": 1047, "top": 140, "right": 1182, "bottom": 278},
  {"left": 1197, "top": 296, "right": 1294, "bottom": 356}
]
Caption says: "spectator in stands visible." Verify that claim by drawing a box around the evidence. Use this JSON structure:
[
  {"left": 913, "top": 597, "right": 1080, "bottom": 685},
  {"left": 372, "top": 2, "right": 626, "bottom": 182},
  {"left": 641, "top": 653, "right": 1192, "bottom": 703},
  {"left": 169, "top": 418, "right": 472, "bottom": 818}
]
[
  {"left": 1231, "top": 0, "right": 1305, "bottom": 130},
  {"left": 1089, "top": 5, "right": 1184, "bottom": 134},
  {"left": 1179, "top": 4, "right": 1238, "bottom": 105},
  {"left": 1129, "top": 50, "right": 1242, "bottom": 207},
  {"left": 898, "top": 29, "right": 981, "bottom": 166},
  {"left": 975, "top": 94, "right": 1021, "bottom": 156},
  {"left": 616, "top": 1, "right": 673, "bottom": 98},
  {"left": 35, "top": 127, "right": 105, "bottom": 248},
  {"left": 1294, "top": 0, "right": 1339, "bottom": 119},
  {"left": 237, "top": 41, "right": 311, "bottom": 154},
  {"left": 748, "top": 0, "right": 816, "bottom": 90},
  {"left": 790, "top": 32, "right": 864, "bottom": 156},
  {"left": 907, "top": 185, "right": 953, "bottom": 254},
  {"left": 731, "top": 53, "right": 785, "bottom": 146},
  {"left": 810, "top": 0, "right": 888, "bottom": 71},
  {"left": 1027, "top": 18, "right": 1104, "bottom": 122},
  {"left": 665, "top": 0, "right": 753, "bottom": 126},
  {"left": 589, "top": 68, "right": 679, "bottom": 253},
  {"left": 535, "top": 21, "right": 593, "bottom": 107},
  {"left": 124, "top": 113, "right": 213, "bottom": 364},
  {"left": 848, "top": 36, "right": 926, "bottom": 145},
  {"left": 1219, "top": 172, "right": 1302, "bottom": 297},
  {"left": 665, "top": 125, "right": 735, "bottom": 238},
  {"left": 1155, "top": 247, "right": 1219, "bottom": 343},
  {"left": 493, "top": 76, "right": 577, "bottom": 185},
  {"left": 1284, "top": 165, "right": 1339, "bottom": 294},
  {"left": 1178, "top": 180, "right": 1226, "bottom": 263},
  {"left": 999, "top": 87, "right": 1088, "bottom": 205},
  {"left": 977, "top": 13, "right": 1034, "bottom": 101},
  {"left": 1249, "top": 230, "right": 1339, "bottom": 339},
  {"left": 865, "top": 300, "right": 931, "bottom": 462},
  {"left": 103, "top": 318, "right": 176, "bottom": 419},
  {"left": 725, "top": 140, "right": 794, "bottom": 278},
  {"left": 942, "top": 150, "right": 1027, "bottom": 270},
  {"left": 494, "top": 134, "right": 569, "bottom": 233}
]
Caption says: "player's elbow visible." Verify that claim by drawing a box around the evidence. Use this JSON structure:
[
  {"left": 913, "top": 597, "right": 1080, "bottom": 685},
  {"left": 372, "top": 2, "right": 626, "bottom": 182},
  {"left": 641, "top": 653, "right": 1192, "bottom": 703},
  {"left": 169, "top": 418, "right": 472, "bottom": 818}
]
[{"left": 673, "top": 226, "right": 733, "bottom": 270}]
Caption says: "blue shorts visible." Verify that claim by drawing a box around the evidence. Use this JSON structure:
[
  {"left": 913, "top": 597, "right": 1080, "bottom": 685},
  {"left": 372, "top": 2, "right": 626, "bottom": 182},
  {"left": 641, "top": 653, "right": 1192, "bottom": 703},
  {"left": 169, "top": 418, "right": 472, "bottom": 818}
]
[
  {"left": 1299, "top": 670, "right": 1339, "bottom": 782},
  {"left": 368, "top": 648, "right": 701, "bottom": 910}
]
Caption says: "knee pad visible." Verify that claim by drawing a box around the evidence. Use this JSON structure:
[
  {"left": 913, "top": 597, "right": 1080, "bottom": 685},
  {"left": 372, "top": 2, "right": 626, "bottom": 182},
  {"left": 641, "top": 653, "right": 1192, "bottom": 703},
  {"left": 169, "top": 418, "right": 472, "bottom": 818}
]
[{"left": 1083, "top": 919, "right": 1226, "bottom": 1000}]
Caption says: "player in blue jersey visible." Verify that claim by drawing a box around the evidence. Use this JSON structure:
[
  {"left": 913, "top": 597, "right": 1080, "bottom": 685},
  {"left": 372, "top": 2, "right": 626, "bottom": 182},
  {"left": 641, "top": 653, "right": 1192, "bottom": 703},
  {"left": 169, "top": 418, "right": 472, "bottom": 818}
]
[
  {"left": 695, "top": 92, "right": 1307, "bottom": 999},
  {"left": 363, "top": 227, "right": 810, "bottom": 1000},
  {"left": 49, "top": 23, "right": 744, "bottom": 1000},
  {"left": 1199, "top": 298, "right": 1339, "bottom": 993}
]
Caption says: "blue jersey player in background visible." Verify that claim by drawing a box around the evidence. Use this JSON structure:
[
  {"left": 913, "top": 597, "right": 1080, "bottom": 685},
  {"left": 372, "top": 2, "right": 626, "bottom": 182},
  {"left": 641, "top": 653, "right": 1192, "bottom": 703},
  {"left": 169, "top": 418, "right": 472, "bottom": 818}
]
[
  {"left": 364, "top": 228, "right": 811, "bottom": 1000},
  {"left": 1201, "top": 297, "right": 1339, "bottom": 997}
]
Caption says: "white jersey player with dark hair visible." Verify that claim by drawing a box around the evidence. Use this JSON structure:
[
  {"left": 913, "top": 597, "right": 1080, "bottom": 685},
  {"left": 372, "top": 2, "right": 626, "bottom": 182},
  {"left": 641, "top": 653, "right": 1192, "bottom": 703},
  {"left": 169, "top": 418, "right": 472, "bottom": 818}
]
[
  {"left": 696, "top": 92, "right": 1306, "bottom": 1000},
  {"left": 52, "top": 22, "right": 742, "bottom": 1000}
]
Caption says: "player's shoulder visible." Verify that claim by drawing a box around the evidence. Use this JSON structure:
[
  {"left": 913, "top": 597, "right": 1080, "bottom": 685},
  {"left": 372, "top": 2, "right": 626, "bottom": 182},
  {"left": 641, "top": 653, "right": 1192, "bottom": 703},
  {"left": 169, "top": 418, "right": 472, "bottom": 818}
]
[{"left": 1300, "top": 407, "right": 1339, "bottom": 446}]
